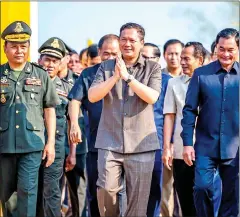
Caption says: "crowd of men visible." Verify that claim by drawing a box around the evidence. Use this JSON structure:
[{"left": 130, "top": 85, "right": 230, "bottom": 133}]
[{"left": 0, "top": 20, "right": 239, "bottom": 217}]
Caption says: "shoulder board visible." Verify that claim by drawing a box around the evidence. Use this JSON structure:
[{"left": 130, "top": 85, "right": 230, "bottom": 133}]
[{"left": 31, "top": 62, "right": 46, "bottom": 71}]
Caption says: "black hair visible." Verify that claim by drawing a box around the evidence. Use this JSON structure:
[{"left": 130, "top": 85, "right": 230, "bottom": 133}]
[
  {"left": 79, "top": 48, "right": 88, "bottom": 61},
  {"left": 120, "top": 22, "right": 145, "bottom": 40},
  {"left": 216, "top": 28, "right": 239, "bottom": 47},
  {"left": 211, "top": 41, "right": 216, "bottom": 54},
  {"left": 163, "top": 39, "right": 184, "bottom": 55},
  {"left": 185, "top": 41, "right": 206, "bottom": 60},
  {"left": 144, "top": 42, "right": 161, "bottom": 58},
  {"left": 87, "top": 44, "right": 99, "bottom": 58},
  {"left": 98, "top": 34, "right": 119, "bottom": 49}
]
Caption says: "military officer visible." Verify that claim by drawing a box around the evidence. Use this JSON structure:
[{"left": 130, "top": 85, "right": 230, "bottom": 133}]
[
  {"left": 36, "top": 37, "right": 76, "bottom": 217},
  {"left": 0, "top": 21, "right": 59, "bottom": 217}
]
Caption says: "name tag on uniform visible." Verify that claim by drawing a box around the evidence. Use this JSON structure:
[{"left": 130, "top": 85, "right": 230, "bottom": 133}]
[
  {"left": 25, "top": 78, "right": 42, "bottom": 86},
  {"left": 56, "top": 88, "right": 68, "bottom": 97}
]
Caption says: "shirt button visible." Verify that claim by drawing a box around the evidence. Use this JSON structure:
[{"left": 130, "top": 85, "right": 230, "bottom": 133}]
[
  {"left": 17, "top": 82, "right": 20, "bottom": 85},
  {"left": 34, "top": 126, "right": 37, "bottom": 130},
  {"left": 223, "top": 99, "right": 226, "bottom": 101},
  {"left": 32, "top": 89, "right": 34, "bottom": 91},
  {"left": 56, "top": 130, "right": 59, "bottom": 133},
  {"left": 224, "top": 87, "right": 227, "bottom": 90},
  {"left": 124, "top": 113, "right": 127, "bottom": 116},
  {"left": 16, "top": 125, "right": 19, "bottom": 129},
  {"left": 125, "top": 98, "right": 128, "bottom": 102},
  {"left": 2, "top": 90, "right": 4, "bottom": 93},
  {"left": 16, "top": 110, "right": 19, "bottom": 114},
  {"left": 0, "top": 127, "right": 2, "bottom": 130},
  {"left": 16, "top": 96, "right": 20, "bottom": 99}
]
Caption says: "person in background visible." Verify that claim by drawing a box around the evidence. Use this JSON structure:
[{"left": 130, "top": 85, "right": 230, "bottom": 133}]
[
  {"left": 142, "top": 42, "right": 171, "bottom": 217},
  {"left": 160, "top": 38, "right": 184, "bottom": 217},
  {"left": 86, "top": 44, "right": 101, "bottom": 67},
  {"left": 79, "top": 48, "right": 88, "bottom": 69},
  {"left": 37, "top": 37, "right": 76, "bottom": 217},
  {"left": 68, "top": 49, "right": 84, "bottom": 76}
]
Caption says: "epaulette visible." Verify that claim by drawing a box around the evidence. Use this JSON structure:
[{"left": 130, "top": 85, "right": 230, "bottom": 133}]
[{"left": 31, "top": 62, "right": 46, "bottom": 71}]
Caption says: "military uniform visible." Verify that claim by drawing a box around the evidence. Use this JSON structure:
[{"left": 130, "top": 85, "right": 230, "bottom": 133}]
[
  {"left": 36, "top": 37, "right": 72, "bottom": 217},
  {"left": 0, "top": 22, "right": 59, "bottom": 217},
  {"left": 62, "top": 42, "right": 88, "bottom": 217}
]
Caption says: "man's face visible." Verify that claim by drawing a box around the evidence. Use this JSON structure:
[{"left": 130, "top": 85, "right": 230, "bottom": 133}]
[
  {"left": 119, "top": 28, "right": 144, "bottom": 60},
  {"left": 87, "top": 55, "right": 101, "bottom": 67},
  {"left": 68, "top": 53, "right": 83, "bottom": 73},
  {"left": 142, "top": 46, "right": 159, "bottom": 62},
  {"left": 216, "top": 36, "right": 239, "bottom": 67},
  {"left": 38, "top": 55, "right": 61, "bottom": 78},
  {"left": 99, "top": 39, "right": 120, "bottom": 61},
  {"left": 80, "top": 51, "right": 88, "bottom": 68},
  {"left": 164, "top": 43, "right": 182, "bottom": 69},
  {"left": 180, "top": 46, "right": 203, "bottom": 77},
  {"left": 58, "top": 55, "right": 70, "bottom": 72},
  {"left": 4, "top": 41, "right": 30, "bottom": 65}
]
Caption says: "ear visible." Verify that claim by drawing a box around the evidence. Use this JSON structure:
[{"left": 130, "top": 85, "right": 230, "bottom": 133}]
[
  {"left": 199, "top": 56, "right": 204, "bottom": 66},
  {"left": 98, "top": 48, "right": 101, "bottom": 57},
  {"left": 38, "top": 58, "right": 41, "bottom": 65}
]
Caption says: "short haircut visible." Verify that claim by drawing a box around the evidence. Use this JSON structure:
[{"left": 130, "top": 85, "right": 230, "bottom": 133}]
[
  {"left": 87, "top": 44, "right": 99, "bottom": 58},
  {"left": 163, "top": 39, "right": 184, "bottom": 55},
  {"left": 211, "top": 41, "right": 216, "bottom": 54},
  {"left": 119, "top": 22, "right": 145, "bottom": 40},
  {"left": 144, "top": 42, "right": 161, "bottom": 58},
  {"left": 98, "top": 34, "right": 119, "bottom": 49},
  {"left": 216, "top": 28, "right": 239, "bottom": 47},
  {"left": 185, "top": 41, "right": 206, "bottom": 60},
  {"left": 79, "top": 48, "right": 88, "bottom": 61}
]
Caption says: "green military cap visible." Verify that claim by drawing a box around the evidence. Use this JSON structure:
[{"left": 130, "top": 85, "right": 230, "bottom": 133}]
[
  {"left": 38, "top": 37, "right": 66, "bottom": 59},
  {"left": 1, "top": 21, "right": 32, "bottom": 42}
]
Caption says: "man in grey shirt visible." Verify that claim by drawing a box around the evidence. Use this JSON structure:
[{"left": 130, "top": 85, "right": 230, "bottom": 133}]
[{"left": 87, "top": 22, "right": 161, "bottom": 216}]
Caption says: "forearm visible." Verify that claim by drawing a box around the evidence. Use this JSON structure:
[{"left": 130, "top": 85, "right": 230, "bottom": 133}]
[
  {"left": 44, "top": 107, "right": 56, "bottom": 145},
  {"left": 69, "top": 100, "right": 81, "bottom": 125},
  {"left": 164, "top": 114, "right": 175, "bottom": 150},
  {"left": 88, "top": 75, "right": 119, "bottom": 103},
  {"left": 128, "top": 79, "right": 159, "bottom": 104}
]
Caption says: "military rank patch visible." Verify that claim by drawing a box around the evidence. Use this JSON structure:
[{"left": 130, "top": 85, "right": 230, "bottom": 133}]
[
  {"left": 25, "top": 78, "right": 42, "bottom": 86},
  {"left": 56, "top": 88, "right": 68, "bottom": 97},
  {"left": 0, "top": 76, "right": 9, "bottom": 86}
]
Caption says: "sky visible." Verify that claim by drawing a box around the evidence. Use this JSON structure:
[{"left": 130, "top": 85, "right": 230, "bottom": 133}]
[{"left": 38, "top": 2, "right": 239, "bottom": 67}]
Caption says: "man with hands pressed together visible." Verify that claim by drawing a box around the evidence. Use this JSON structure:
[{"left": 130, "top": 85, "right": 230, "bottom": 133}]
[{"left": 88, "top": 22, "right": 161, "bottom": 216}]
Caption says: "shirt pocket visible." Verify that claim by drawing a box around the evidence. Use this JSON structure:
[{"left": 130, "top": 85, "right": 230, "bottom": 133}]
[
  {"left": 0, "top": 87, "right": 12, "bottom": 106},
  {"left": 23, "top": 85, "right": 41, "bottom": 105}
]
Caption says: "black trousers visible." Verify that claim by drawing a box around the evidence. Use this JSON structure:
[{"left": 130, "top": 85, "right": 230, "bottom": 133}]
[
  {"left": 173, "top": 159, "right": 196, "bottom": 217},
  {"left": 64, "top": 153, "right": 87, "bottom": 217}
]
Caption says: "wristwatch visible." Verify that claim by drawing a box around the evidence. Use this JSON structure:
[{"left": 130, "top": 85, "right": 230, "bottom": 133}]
[{"left": 126, "top": 74, "right": 135, "bottom": 84}]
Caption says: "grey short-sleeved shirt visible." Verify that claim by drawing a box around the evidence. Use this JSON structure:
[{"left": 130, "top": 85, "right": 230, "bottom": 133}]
[
  {"left": 90, "top": 55, "right": 162, "bottom": 154},
  {"left": 163, "top": 74, "right": 193, "bottom": 159}
]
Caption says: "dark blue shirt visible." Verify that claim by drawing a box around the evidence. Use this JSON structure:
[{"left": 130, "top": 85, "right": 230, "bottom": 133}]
[
  {"left": 153, "top": 72, "right": 171, "bottom": 149},
  {"left": 181, "top": 60, "right": 239, "bottom": 159},
  {"left": 68, "top": 64, "right": 102, "bottom": 152}
]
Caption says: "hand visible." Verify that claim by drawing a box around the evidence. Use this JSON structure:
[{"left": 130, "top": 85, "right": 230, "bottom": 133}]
[
  {"left": 162, "top": 148, "right": 173, "bottom": 170},
  {"left": 65, "top": 154, "right": 76, "bottom": 172},
  {"left": 42, "top": 142, "right": 55, "bottom": 167},
  {"left": 115, "top": 55, "right": 129, "bottom": 81},
  {"left": 182, "top": 146, "right": 195, "bottom": 166},
  {"left": 70, "top": 123, "right": 82, "bottom": 144}
]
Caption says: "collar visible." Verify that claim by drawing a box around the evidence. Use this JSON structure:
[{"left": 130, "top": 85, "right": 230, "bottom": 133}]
[
  {"left": 124, "top": 54, "right": 145, "bottom": 68},
  {"left": 215, "top": 60, "right": 239, "bottom": 74},
  {"left": 180, "top": 74, "right": 191, "bottom": 83}
]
